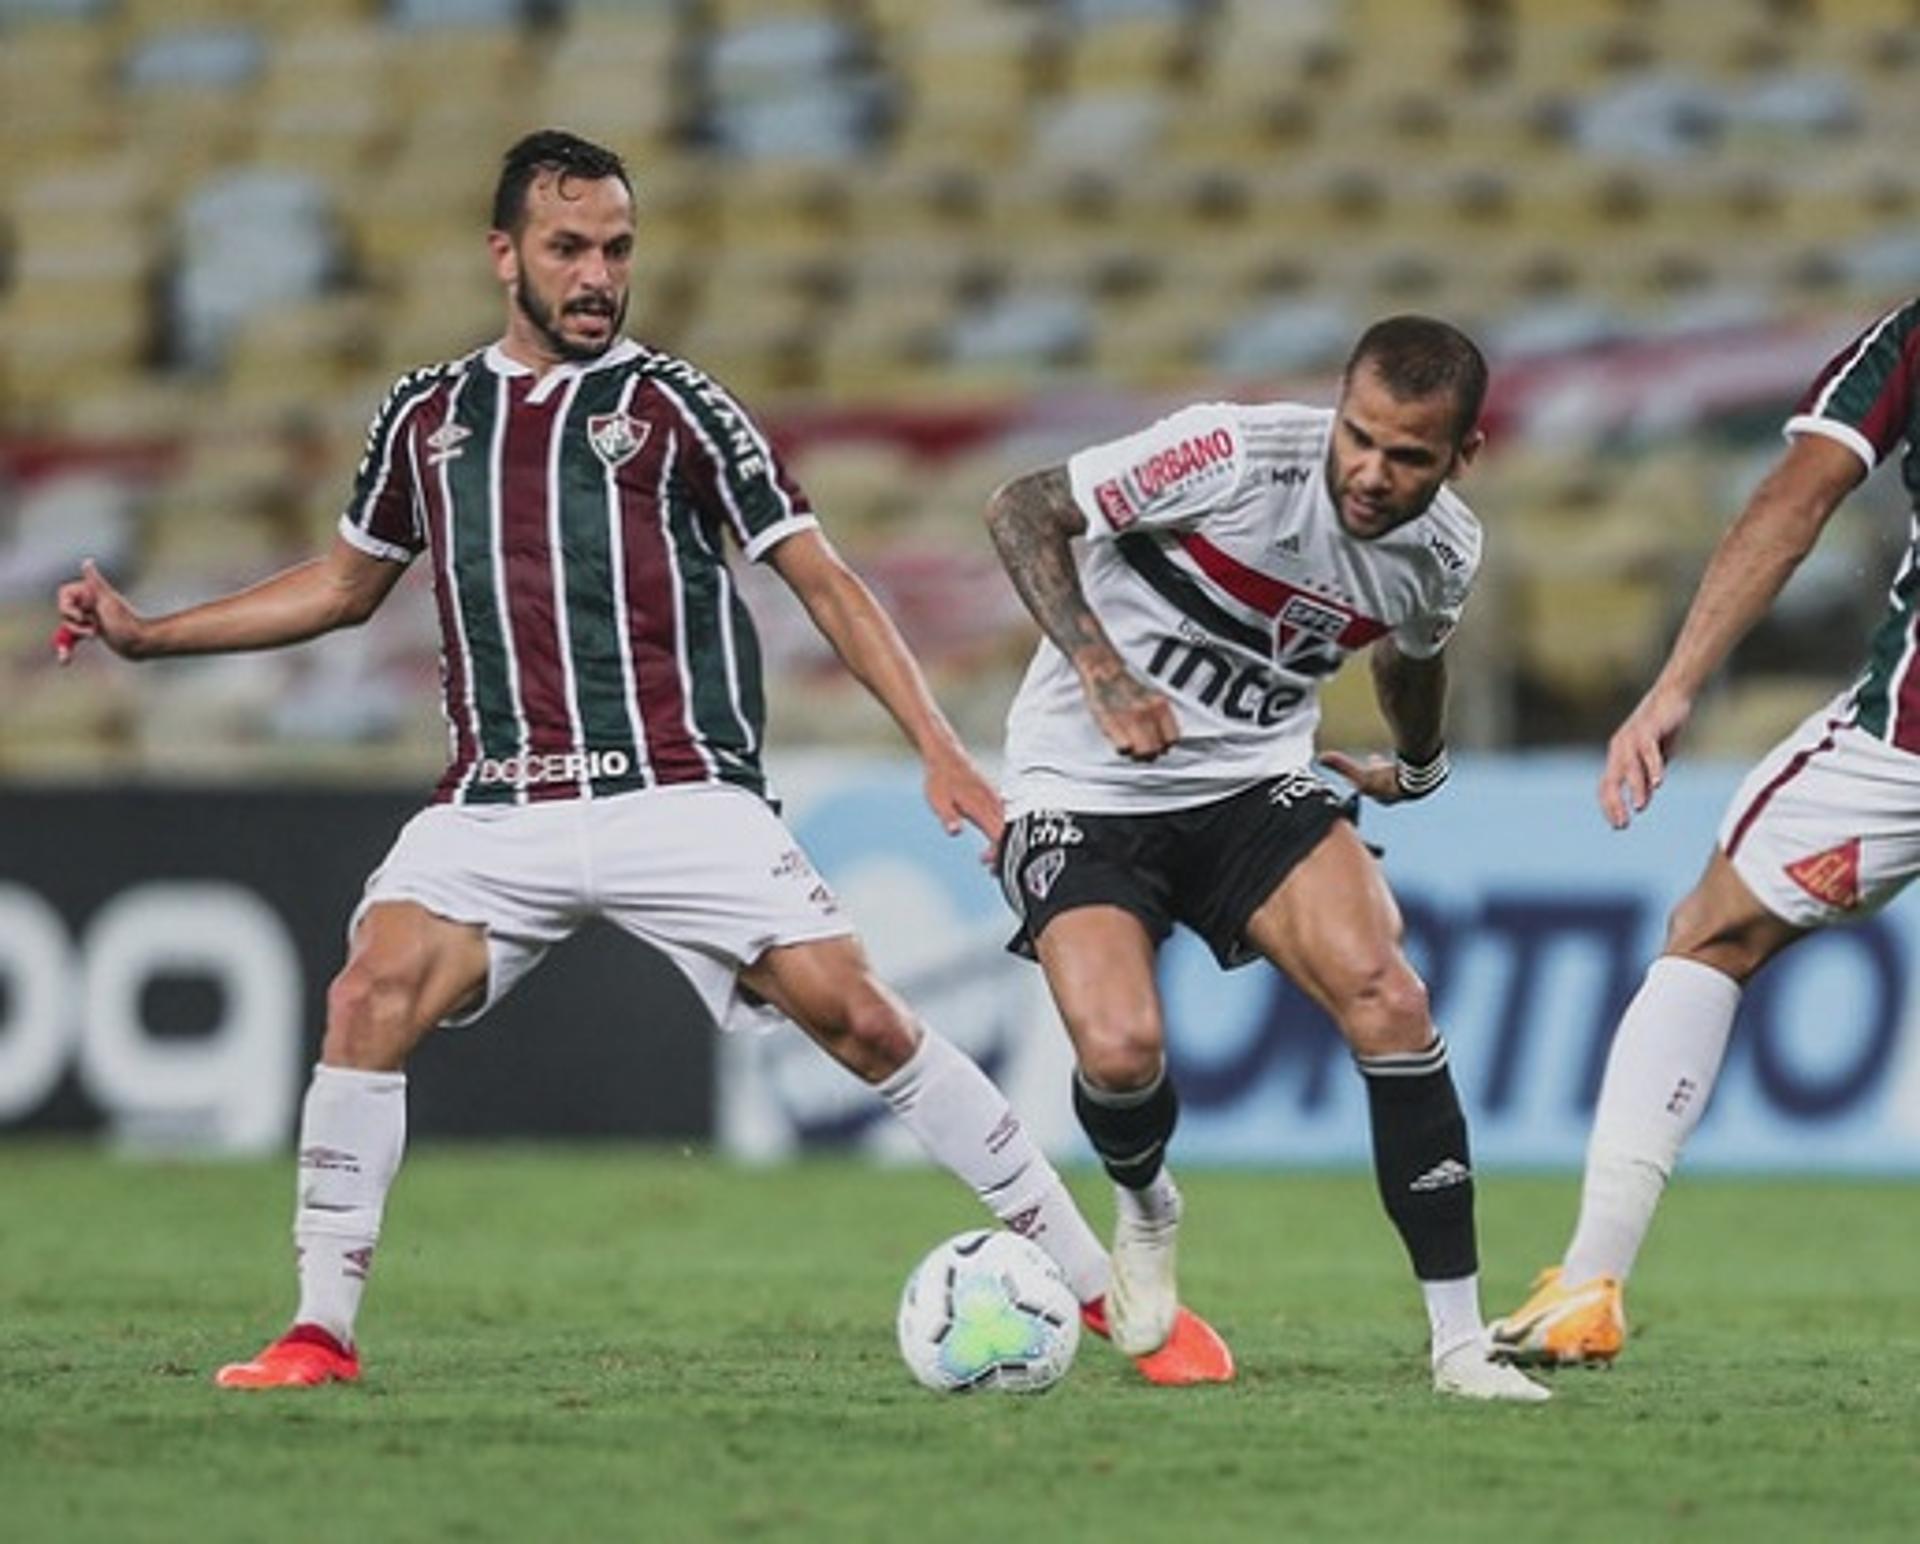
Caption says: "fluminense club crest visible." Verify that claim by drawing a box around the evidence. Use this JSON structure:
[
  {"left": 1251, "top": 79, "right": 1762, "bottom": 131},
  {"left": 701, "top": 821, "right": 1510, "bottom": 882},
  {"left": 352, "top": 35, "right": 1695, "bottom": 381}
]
[{"left": 587, "top": 411, "right": 651, "bottom": 468}]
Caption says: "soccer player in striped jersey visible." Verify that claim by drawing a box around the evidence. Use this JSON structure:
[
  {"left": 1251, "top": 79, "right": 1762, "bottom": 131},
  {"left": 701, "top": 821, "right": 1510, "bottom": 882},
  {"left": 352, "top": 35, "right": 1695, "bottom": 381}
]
[
  {"left": 986, "top": 316, "right": 1549, "bottom": 1402},
  {"left": 54, "top": 130, "right": 1231, "bottom": 1390},
  {"left": 1493, "top": 298, "right": 1920, "bottom": 1368}
]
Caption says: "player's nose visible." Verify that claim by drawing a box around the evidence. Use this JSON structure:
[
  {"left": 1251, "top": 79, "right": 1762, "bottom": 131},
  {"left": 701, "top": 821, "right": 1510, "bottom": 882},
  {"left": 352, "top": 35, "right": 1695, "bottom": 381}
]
[{"left": 1352, "top": 454, "right": 1389, "bottom": 489}]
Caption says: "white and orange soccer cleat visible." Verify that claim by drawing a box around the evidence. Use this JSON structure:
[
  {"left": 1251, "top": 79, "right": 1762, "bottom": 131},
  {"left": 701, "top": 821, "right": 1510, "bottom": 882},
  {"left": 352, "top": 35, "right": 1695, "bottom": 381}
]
[
  {"left": 214, "top": 1324, "right": 361, "bottom": 1390},
  {"left": 1081, "top": 1297, "right": 1236, "bottom": 1386},
  {"left": 1489, "top": 1266, "right": 1627, "bottom": 1367}
]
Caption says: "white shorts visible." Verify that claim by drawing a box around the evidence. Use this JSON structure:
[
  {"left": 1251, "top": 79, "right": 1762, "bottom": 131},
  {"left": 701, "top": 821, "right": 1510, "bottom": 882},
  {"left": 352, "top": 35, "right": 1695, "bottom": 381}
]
[
  {"left": 352, "top": 783, "right": 853, "bottom": 1029},
  {"left": 1718, "top": 695, "right": 1920, "bottom": 928}
]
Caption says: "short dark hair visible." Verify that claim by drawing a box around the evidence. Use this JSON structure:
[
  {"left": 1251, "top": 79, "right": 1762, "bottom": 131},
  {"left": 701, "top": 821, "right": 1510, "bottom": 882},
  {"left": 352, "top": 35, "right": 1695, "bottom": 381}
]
[
  {"left": 491, "top": 129, "right": 633, "bottom": 234},
  {"left": 1345, "top": 314, "right": 1489, "bottom": 442}
]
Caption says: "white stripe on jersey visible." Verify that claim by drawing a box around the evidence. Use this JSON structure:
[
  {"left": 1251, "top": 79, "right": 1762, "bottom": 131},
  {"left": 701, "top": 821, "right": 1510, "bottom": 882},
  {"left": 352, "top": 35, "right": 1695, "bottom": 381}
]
[
  {"left": 601, "top": 373, "right": 656, "bottom": 785},
  {"left": 545, "top": 374, "right": 593, "bottom": 801},
  {"left": 485, "top": 376, "right": 534, "bottom": 805},
  {"left": 436, "top": 369, "right": 490, "bottom": 805}
]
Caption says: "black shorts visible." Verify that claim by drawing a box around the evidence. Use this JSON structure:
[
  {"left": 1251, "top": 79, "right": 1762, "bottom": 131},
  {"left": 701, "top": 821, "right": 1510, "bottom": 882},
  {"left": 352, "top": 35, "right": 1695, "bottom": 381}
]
[{"left": 998, "top": 770, "right": 1354, "bottom": 971}]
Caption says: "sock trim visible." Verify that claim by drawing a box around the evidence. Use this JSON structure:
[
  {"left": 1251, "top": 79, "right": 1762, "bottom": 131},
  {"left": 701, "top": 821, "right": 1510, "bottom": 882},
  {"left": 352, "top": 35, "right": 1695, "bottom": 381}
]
[
  {"left": 1073, "top": 1066, "right": 1166, "bottom": 1109},
  {"left": 1355, "top": 1037, "right": 1448, "bottom": 1077}
]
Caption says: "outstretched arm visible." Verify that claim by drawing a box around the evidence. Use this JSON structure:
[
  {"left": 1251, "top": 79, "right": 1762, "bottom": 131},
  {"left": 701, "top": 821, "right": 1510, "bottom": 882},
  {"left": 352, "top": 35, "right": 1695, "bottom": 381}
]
[
  {"left": 984, "top": 466, "right": 1179, "bottom": 761},
  {"left": 1599, "top": 431, "right": 1865, "bottom": 828},
  {"left": 54, "top": 535, "right": 406, "bottom": 663},
  {"left": 1321, "top": 638, "right": 1450, "bottom": 804},
  {"left": 768, "top": 528, "right": 1003, "bottom": 856}
]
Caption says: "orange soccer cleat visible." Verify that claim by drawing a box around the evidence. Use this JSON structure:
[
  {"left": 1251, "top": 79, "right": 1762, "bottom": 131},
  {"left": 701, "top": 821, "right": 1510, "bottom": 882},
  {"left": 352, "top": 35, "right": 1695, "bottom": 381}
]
[
  {"left": 1082, "top": 1296, "right": 1236, "bottom": 1386},
  {"left": 1489, "top": 1266, "right": 1627, "bottom": 1367},
  {"left": 214, "top": 1324, "right": 361, "bottom": 1390}
]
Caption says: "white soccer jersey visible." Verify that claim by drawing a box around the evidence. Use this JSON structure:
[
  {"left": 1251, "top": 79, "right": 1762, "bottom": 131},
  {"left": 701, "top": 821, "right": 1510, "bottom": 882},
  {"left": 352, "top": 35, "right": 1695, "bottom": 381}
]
[{"left": 1002, "top": 401, "right": 1482, "bottom": 816}]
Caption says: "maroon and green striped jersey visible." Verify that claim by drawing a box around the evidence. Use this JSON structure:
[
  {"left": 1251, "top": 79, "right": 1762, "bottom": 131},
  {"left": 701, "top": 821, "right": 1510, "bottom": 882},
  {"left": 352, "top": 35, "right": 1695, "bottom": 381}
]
[
  {"left": 1785, "top": 298, "right": 1920, "bottom": 751},
  {"left": 339, "top": 339, "right": 816, "bottom": 804}
]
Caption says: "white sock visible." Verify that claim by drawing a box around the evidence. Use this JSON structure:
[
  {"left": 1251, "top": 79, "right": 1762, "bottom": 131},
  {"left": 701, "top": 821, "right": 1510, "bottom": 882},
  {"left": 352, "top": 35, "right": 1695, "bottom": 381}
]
[
  {"left": 1115, "top": 1169, "right": 1181, "bottom": 1226},
  {"left": 291, "top": 1064, "right": 407, "bottom": 1347},
  {"left": 1562, "top": 957, "right": 1740, "bottom": 1286},
  {"left": 878, "top": 1029, "right": 1111, "bottom": 1304},
  {"left": 1423, "top": 1274, "right": 1484, "bottom": 1361}
]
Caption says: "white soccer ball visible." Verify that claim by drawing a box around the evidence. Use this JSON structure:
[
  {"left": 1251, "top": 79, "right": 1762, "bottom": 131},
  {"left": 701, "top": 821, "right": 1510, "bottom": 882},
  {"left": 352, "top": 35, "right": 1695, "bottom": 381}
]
[{"left": 896, "top": 1229, "right": 1081, "bottom": 1394}]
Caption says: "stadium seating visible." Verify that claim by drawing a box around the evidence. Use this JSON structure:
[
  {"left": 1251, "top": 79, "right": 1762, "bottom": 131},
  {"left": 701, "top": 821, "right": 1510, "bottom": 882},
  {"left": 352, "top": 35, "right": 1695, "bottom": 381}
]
[{"left": 2, "top": 0, "right": 1917, "bottom": 774}]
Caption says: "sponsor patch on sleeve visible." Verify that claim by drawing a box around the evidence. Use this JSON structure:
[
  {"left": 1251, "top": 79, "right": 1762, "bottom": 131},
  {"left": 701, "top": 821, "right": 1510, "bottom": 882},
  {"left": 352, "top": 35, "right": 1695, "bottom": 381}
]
[
  {"left": 1127, "top": 425, "right": 1239, "bottom": 505},
  {"left": 1093, "top": 478, "right": 1138, "bottom": 530}
]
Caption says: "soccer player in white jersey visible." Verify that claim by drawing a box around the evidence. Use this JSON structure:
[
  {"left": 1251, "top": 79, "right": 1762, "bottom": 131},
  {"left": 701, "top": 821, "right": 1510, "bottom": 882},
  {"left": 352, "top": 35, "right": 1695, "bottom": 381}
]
[
  {"left": 52, "top": 130, "right": 1232, "bottom": 1390},
  {"left": 985, "top": 315, "right": 1548, "bottom": 1402},
  {"left": 1492, "top": 297, "right": 1920, "bottom": 1367}
]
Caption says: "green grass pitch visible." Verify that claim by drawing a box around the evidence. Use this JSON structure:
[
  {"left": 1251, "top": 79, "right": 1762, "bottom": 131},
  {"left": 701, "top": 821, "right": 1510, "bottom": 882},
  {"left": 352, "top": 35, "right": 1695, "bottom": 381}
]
[{"left": 3, "top": 1144, "right": 1915, "bottom": 1543}]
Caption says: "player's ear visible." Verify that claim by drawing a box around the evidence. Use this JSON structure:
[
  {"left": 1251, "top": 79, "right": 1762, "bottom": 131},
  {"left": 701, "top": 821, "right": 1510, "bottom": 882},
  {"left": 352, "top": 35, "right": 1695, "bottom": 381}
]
[
  {"left": 487, "top": 229, "right": 518, "bottom": 288},
  {"left": 1451, "top": 427, "right": 1486, "bottom": 477}
]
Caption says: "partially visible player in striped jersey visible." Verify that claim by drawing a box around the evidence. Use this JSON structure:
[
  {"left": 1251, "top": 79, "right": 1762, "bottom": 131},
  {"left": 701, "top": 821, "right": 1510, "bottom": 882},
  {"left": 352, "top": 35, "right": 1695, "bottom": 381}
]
[
  {"left": 986, "top": 315, "right": 1549, "bottom": 1402},
  {"left": 1493, "top": 298, "right": 1920, "bottom": 1368},
  {"left": 53, "top": 130, "right": 1233, "bottom": 1390}
]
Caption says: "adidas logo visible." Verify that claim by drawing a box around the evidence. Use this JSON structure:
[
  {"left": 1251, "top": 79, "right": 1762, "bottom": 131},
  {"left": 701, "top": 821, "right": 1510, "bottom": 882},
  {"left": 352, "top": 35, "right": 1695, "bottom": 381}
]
[{"left": 1410, "top": 1158, "right": 1472, "bottom": 1193}]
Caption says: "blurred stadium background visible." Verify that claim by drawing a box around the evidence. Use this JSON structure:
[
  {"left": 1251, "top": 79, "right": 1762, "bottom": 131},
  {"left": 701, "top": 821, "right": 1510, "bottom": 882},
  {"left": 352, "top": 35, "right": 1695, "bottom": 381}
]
[{"left": 2, "top": 0, "right": 1919, "bottom": 1171}]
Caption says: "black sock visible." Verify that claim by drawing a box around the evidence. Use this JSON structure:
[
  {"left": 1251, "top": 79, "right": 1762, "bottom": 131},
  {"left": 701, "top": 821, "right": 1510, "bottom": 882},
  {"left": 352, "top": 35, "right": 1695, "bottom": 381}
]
[
  {"left": 1357, "top": 1038, "right": 1478, "bottom": 1281},
  {"left": 1072, "top": 1068, "right": 1179, "bottom": 1190}
]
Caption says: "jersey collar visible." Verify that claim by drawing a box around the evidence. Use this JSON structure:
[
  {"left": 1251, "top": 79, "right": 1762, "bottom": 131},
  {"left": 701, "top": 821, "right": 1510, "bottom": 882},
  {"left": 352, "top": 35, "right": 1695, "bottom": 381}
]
[{"left": 483, "top": 338, "right": 645, "bottom": 398}]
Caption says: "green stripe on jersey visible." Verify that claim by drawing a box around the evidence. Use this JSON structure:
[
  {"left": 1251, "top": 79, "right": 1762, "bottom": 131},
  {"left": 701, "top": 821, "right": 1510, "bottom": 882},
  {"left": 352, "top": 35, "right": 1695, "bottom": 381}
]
[
  {"left": 646, "top": 359, "right": 793, "bottom": 543},
  {"left": 1851, "top": 543, "right": 1920, "bottom": 740},
  {"left": 558, "top": 372, "right": 650, "bottom": 796},
  {"left": 446, "top": 369, "right": 519, "bottom": 804},
  {"left": 664, "top": 492, "right": 766, "bottom": 796},
  {"left": 728, "top": 584, "right": 767, "bottom": 750},
  {"left": 1822, "top": 306, "right": 1919, "bottom": 431}
]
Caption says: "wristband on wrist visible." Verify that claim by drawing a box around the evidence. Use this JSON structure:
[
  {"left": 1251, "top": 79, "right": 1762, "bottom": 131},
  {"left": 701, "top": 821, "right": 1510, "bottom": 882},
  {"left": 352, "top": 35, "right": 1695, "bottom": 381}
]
[{"left": 1394, "top": 746, "right": 1450, "bottom": 799}]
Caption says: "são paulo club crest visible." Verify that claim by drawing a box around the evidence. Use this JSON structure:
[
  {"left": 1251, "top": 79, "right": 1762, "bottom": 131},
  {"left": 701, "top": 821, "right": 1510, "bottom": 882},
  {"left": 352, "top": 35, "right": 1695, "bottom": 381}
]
[{"left": 586, "top": 411, "right": 651, "bottom": 469}]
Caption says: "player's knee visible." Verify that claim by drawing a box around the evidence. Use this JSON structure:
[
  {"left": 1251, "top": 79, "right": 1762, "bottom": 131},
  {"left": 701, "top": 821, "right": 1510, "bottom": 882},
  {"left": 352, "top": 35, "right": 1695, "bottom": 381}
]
[
  {"left": 1335, "top": 959, "right": 1431, "bottom": 1057},
  {"left": 1068, "top": 1003, "right": 1165, "bottom": 1091},
  {"left": 324, "top": 957, "right": 429, "bottom": 1069}
]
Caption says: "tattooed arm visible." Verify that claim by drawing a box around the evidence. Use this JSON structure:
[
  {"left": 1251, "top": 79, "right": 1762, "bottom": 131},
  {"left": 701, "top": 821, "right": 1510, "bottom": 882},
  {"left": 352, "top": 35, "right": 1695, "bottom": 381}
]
[{"left": 985, "top": 467, "right": 1180, "bottom": 761}]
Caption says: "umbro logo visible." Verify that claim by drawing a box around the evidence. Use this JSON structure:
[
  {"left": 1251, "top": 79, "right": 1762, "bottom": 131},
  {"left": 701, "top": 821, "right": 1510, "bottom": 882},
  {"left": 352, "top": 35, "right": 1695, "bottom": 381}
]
[
  {"left": 425, "top": 423, "right": 471, "bottom": 467},
  {"left": 1409, "top": 1158, "right": 1472, "bottom": 1193},
  {"left": 1273, "top": 534, "right": 1302, "bottom": 554}
]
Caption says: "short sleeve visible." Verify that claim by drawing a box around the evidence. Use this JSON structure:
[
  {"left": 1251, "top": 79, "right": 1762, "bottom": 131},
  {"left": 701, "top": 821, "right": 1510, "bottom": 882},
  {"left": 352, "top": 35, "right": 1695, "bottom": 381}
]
[
  {"left": 1392, "top": 587, "right": 1467, "bottom": 660},
  {"left": 1066, "top": 403, "right": 1250, "bottom": 540},
  {"left": 1393, "top": 509, "right": 1482, "bottom": 660},
  {"left": 649, "top": 364, "right": 818, "bottom": 562},
  {"left": 1784, "top": 300, "right": 1920, "bottom": 472},
  {"left": 339, "top": 371, "right": 435, "bottom": 563}
]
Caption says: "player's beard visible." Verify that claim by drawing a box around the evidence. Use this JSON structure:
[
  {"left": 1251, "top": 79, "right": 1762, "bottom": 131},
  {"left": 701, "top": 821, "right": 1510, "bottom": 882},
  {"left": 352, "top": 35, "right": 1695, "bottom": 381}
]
[
  {"left": 1323, "top": 452, "right": 1441, "bottom": 540},
  {"left": 514, "top": 276, "right": 627, "bottom": 363}
]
